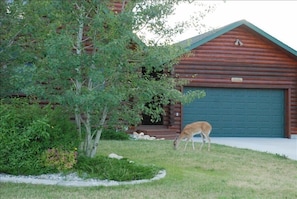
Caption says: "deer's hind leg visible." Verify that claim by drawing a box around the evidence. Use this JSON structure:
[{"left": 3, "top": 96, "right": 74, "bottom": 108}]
[
  {"left": 200, "top": 132, "right": 211, "bottom": 151},
  {"left": 206, "top": 133, "right": 211, "bottom": 151},
  {"left": 199, "top": 133, "right": 205, "bottom": 150}
]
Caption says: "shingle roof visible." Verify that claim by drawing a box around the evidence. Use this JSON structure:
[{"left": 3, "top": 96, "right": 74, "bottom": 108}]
[{"left": 177, "top": 19, "right": 297, "bottom": 57}]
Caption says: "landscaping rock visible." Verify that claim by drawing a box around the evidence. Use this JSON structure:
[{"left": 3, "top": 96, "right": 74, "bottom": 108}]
[{"left": 131, "top": 131, "right": 162, "bottom": 140}]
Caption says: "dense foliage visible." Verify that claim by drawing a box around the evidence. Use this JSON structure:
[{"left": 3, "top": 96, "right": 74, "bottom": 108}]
[
  {"left": 0, "top": 99, "right": 79, "bottom": 175},
  {"left": 0, "top": 99, "right": 159, "bottom": 180},
  {"left": 101, "top": 128, "right": 130, "bottom": 140}
]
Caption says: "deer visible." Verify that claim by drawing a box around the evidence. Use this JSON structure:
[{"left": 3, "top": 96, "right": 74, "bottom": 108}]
[{"left": 173, "top": 121, "right": 212, "bottom": 151}]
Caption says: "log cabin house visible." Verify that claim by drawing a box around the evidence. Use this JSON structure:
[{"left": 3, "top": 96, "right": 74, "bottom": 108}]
[
  {"left": 88, "top": 1, "right": 297, "bottom": 139},
  {"left": 137, "top": 20, "right": 297, "bottom": 139},
  {"left": 5, "top": 1, "right": 296, "bottom": 139}
]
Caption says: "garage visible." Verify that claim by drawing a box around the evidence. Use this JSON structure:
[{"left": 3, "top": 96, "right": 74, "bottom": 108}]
[
  {"left": 138, "top": 20, "right": 297, "bottom": 139},
  {"left": 183, "top": 87, "right": 285, "bottom": 137}
]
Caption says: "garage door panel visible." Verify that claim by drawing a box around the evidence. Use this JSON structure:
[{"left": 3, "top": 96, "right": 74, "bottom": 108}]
[{"left": 183, "top": 88, "right": 284, "bottom": 137}]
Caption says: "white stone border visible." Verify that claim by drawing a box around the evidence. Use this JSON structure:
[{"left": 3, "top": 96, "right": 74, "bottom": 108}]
[{"left": 0, "top": 170, "right": 166, "bottom": 187}]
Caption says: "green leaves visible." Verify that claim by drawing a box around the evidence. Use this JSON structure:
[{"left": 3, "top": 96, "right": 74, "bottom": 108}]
[
  {"left": 0, "top": 99, "right": 79, "bottom": 175},
  {"left": 181, "top": 89, "right": 206, "bottom": 104}
]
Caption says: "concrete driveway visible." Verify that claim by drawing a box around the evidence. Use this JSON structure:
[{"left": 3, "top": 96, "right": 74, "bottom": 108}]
[{"left": 194, "top": 137, "right": 297, "bottom": 161}]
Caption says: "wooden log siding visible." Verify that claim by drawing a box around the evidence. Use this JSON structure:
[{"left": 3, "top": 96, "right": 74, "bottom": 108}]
[
  {"left": 170, "top": 25, "right": 297, "bottom": 137},
  {"left": 109, "top": 0, "right": 127, "bottom": 13}
]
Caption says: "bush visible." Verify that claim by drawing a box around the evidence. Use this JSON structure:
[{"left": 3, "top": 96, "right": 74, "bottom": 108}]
[
  {"left": 0, "top": 98, "right": 79, "bottom": 175},
  {"left": 74, "top": 155, "right": 161, "bottom": 181},
  {"left": 41, "top": 148, "right": 78, "bottom": 171},
  {"left": 101, "top": 128, "right": 130, "bottom": 140}
]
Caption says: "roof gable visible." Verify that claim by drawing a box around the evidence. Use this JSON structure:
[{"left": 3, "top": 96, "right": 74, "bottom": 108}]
[{"left": 178, "top": 19, "right": 297, "bottom": 57}]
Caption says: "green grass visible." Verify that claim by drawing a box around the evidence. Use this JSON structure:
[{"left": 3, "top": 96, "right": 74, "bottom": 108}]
[{"left": 1, "top": 140, "right": 297, "bottom": 199}]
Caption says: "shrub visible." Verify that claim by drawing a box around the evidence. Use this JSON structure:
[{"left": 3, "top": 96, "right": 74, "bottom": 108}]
[
  {"left": 0, "top": 98, "right": 79, "bottom": 175},
  {"left": 74, "top": 155, "right": 161, "bottom": 181},
  {"left": 41, "top": 148, "right": 78, "bottom": 171},
  {"left": 101, "top": 128, "right": 130, "bottom": 140}
]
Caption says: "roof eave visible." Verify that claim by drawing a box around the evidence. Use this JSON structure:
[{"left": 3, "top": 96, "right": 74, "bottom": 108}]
[
  {"left": 181, "top": 19, "right": 297, "bottom": 57},
  {"left": 242, "top": 21, "right": 297, "bottom": 57},
  {"left": 185, "top": 20, "right": 244, "bottom": 51}
]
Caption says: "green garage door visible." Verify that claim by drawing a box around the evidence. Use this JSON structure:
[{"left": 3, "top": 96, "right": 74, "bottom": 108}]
[{"left": 183, "top": 87, "right": 285, "bottom": 137}]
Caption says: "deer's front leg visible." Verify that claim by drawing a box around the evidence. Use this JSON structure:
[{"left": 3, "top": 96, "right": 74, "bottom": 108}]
[
  {"left": 191, "top": 138, "right": 195, "bottom": 150},
  {"left": 184, "top": 138, "right": 190, "bottom": 150}
]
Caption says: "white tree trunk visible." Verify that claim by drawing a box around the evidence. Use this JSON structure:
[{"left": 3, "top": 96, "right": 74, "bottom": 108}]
[
  {"left": 90, "top": 106, "right": 108, "bottom": 158},
  {"left": 83, "top": 112, "right": 92, "bottom": 156},
  {"left": 74, "top": 4, "right": 109, "bottom": 157}
]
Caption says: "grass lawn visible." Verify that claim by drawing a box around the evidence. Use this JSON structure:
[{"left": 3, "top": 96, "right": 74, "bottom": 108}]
[{"left": 1, "top": 140, "right": 297, "bottom": 199}]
